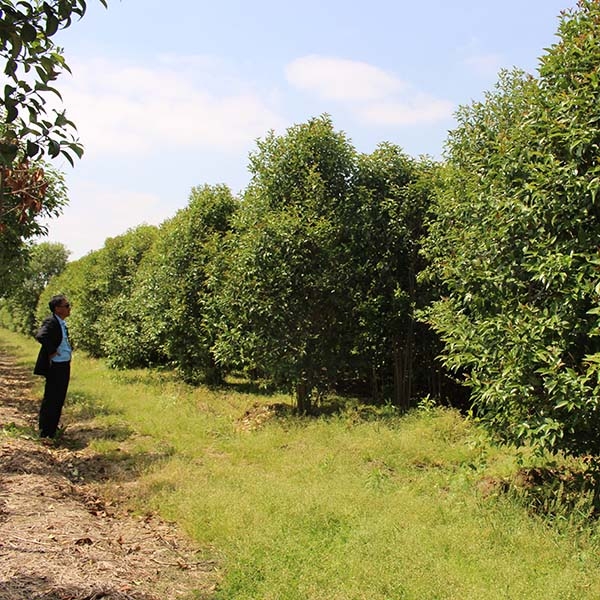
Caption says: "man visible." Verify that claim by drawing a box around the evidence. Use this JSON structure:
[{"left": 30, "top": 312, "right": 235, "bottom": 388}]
[{"left": 33, "top": 294, "right": 72, "bottom": 439}]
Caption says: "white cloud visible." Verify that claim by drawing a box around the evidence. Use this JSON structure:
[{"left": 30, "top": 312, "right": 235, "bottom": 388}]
[
  {"left": 59, "top": 56, "right": 287, "bottom": 158},
  {"left": 41, "top": 181, "right": 174, "bottom": 259},
  {"left": 285, "top": 55, "right": 405, "bottom": 102},
  {"left": 36, "top": 54, "right": 291, "bottom": 257},
  {"left": 285, "top": 54, "right": 453, "bottom": 126}
]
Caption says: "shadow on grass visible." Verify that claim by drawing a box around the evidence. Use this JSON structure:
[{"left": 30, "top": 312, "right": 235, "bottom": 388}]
[
  {"left": 219, "top": 381, "right": 408, "bottom": 426},
  {"left": 211, "top": 378, "right": 281, "bottom": 397},
  {"left": 479, "top": 463, "right": 600, "bottom": 527},
  {"left": 49, "top": 386, "right": 128, "bottom": 451},
  {"left": 68, "top": 389, "right": 117, "bottom": 419},
  {"left": 57, "top": 441, "right": 176, "bottom": 485},
  {"left": 0, "top": 346, "right": 172, "bottom": 495},
  {"left": 56, "top": 419, "right": 175, "bottom": 486},
  {"left": 511, "top": 464, "right": 600, "bottom": 522},
  {"left": 54, "top": 388, "right": 175, "bottom": 484}
]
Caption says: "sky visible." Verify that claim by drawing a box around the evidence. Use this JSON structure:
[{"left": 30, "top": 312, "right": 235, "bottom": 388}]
[{"left": 39, "top": 0, "right": 577, "bottom": 259}]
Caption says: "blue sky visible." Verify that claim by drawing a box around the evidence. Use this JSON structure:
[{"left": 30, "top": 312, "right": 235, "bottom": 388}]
[{"left": 42, "top": 0, "right": 577, "bottom": 258}]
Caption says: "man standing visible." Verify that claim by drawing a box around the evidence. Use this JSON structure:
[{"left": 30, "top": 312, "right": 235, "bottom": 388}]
[{"left": 33, "top": 294, "right": 72, "bottom": 440}]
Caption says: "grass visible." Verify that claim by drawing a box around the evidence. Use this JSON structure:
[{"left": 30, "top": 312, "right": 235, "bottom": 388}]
[{"left": 3, "top": 327, "right": 600, "bottom": 599}]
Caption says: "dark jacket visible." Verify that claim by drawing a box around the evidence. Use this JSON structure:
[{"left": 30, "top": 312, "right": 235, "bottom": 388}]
[{"left": 33, "top": 315, "right": 63, "bottom": 377}]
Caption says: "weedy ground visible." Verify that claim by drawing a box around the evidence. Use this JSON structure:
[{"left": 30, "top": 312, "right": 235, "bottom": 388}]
[{"left": 2, "top": 328, "right": 600, "bottom": 600}]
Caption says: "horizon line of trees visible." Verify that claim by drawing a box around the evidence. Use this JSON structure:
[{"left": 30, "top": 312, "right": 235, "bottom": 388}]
[{"left": 2, "top": 0, "right": 600, "bottom": 459}]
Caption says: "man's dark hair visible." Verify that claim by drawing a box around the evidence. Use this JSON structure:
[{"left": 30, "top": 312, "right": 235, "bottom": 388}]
[{"left": 49, "top": 295, "right": 67, "bottom": 313}]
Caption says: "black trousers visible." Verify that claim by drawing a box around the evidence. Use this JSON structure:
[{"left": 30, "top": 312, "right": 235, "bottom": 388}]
[{"left": 39, "top": 361, "right": 70, "bottom": 438}]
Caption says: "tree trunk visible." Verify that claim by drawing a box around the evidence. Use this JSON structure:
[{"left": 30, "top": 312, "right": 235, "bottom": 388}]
[
  {"left": 392, "top": 248, "right": 417, "bottom": 410},
  {"left": 393, "top": 339, "right": 412, "bottom": 411},
  {"left": 371, "top": 365, "right": 381, "bottom": 402},
  {"left": 295, "top": 379, "right": 312, "bottom": 414}
]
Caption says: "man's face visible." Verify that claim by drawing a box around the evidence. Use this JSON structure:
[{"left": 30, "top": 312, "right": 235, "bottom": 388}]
[{"left": 55, "top": 299, "right": 71, "bottom": 319}]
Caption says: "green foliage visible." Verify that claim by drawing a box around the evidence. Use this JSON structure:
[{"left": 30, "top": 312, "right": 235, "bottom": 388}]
[
  {"left": 42, "top": 186, "right": 239, "bottom": 383},
  {"left": 0, "top": 240, "right": 69, "bottom": 333},
  {"left": 422, "top": 1, "right": 600, "bottom": 456},
  {"left": 211, "top": 206, "right": 347, "bottom": 397},
  {"left": 39, "top": 225, "right": 158, "bottom": 357},
  {"left": 124, "top": 184, "right": 238, "bottom": 382},
  {"left": 209, "top": 116, "right": 443, "bottom": 410},
  {"left": 0, "top": 0, "right": 107, "bottom": 167},
  {"left": 351, "top": 146, "right": 444, "bottom": 406},
  {"left": 209, "top": 117, "right": 360, "bottom": 409}
]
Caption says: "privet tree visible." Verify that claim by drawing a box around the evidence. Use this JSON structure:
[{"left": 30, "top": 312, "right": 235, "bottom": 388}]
[
  {"left": 92, "top": 225, "right": 161, "bottom": 364},
  {"left": 422, "top": 0, "right": 600, "bottom": 456},
  {"left": 36, "top": 253, "right": 83, "bottom": 323},
  {"left": 126, "top": 184, "right": 238, "bottom": 383},
  {"left": 208, "top": 116, "right": 360, "bottom": 411},
  {"left": 209, "top": 116, "right": 443, "bottom": 411},
  {"left": 37, "top": 185, "right": 238, "bottom": 381},
  {"left": 350, "top": 145, "right": 440, "bottom": 407},
  {"left": 39, "top": 225, "right": 158, "bottom": 356}
]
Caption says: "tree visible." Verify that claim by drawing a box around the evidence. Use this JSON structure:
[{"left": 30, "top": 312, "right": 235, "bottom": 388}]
[
  {"left": 0, "top": 161, "right": 67, "bottom": 289},
  {"left": 422, "top": 0, "right": 600, "bottom": 456},
  {"left": 209, "top": 116, "right": 446, "bottom": 411},
  {"left": 208, "top": 116, "right": 361, "bottom": 411},
  {"left": 119, "top": 184, "right": 238, "bottom": 382},
  {"left": 0, "top": 240, "right": 69, "bottom": 333},
  {"left": 37, "top": 186, "right": 238, "bottom": 382},
  {"left": 38, "top": 225, "right": 158, "bottom": 358},
  {"left": 351, "top": 146, "right": 443, "bottom": 407},
  {"left": 0, "top": 0, "right": 107, "bottom": 167},
  {"left": 0, "top": 0, "right": 107, "bottom": 277}
]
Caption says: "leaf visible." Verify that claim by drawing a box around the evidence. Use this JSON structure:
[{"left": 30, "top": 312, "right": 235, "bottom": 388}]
[
  {"left": 45, "top": 13, "right": 59, "bottom": 36},
  {"left": 34, "top": 82, "right": 63, "bottom": 99},
  {"left": 20, "top": 22, "right": 37, "bottom": 43},
  {"left": 3, "top": 84, "right": 15, "bottom": 101},
  {"left": 61, "top": 150, "right": 75, "bottom": 167},
  {"left": 71, "top": 143, "right": 84, "bottom": 159},
  {"left": 6, "top": 102, "right": 18, "bottom": 123},
  {"left": 9, "top": 36, "right": 22, "bottom": 59},
  {"left": 4, "top": 58, "right": 17, "bottom": 76},
  {"left": 0, "top": 142, "right": 19, "bottom": 166},
  {"left": 26, "top": 140, "right": 40, "bottom": 158},
  {"left": 48, "top": 139, "right": 60, "bottom": 158}
]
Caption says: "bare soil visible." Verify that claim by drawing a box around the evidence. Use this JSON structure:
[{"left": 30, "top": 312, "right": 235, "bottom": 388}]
[{"left": 0, "top": 350, "right": 220, "bottom": 600}]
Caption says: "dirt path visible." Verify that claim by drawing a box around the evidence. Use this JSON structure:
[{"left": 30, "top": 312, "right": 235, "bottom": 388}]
[{"left": 0, "top": 351, "right": 220, "bottom": 600}]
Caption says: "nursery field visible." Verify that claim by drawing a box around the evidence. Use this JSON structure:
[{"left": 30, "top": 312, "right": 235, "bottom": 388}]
[{"left": 1, "top": 328, "right": 600, "bottom": 600}]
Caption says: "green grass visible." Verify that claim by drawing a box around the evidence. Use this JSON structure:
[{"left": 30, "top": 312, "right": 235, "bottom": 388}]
[{"left": 3, "top": 328, "right": 600, "bottom": 599}]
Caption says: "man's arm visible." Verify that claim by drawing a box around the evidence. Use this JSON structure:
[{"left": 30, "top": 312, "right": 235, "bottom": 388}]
[{"left": 35, "top": 316, "right": 61, "bottom": 357}]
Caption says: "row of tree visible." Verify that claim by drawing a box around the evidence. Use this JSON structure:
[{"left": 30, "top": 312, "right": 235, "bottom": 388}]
[
  {"left": 3, "top": 0, "right": 600, "bottom": 458},
  {"left": 24, "top": 117, "right": 457, "bottom": 414}
]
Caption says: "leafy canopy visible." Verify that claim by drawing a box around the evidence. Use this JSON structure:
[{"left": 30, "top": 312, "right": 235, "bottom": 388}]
[
  {"left": 0, "top": 0, "right": 107, "bottom": 167},
  {"left": 0, "top": 1, "right": 108, "bottom": 275},
  {"left": 422, "top": 0, "right": 600, "bottom": 456}
]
